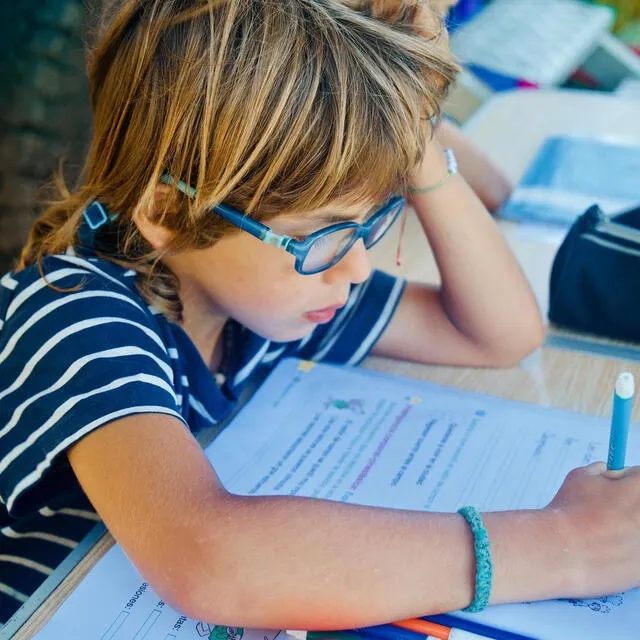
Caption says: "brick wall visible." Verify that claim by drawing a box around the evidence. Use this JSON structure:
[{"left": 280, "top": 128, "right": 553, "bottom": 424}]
[{"left": 0, "top": 0, "right": 90, "bottom": 272}]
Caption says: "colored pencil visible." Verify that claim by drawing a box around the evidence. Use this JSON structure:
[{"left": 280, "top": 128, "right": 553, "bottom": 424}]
[
  {"left": 395, "top": 618, "right": 485, "bottom": 640},
  {"left": 425, "top": 615, "right": 539, "bottom": 640},
  {"left": 607, "top": 372, "right": 635, "bottom": 471},
  {"left": 356, "top": 623, "right": 434, "bottom": 640},
  {"left": 357, "top": 618, "right": 537, "bottom": 640},
  {"left": 307, "top": 632, "right": 370, "bottom": 640},
  {"left": 356, "top": 621, "right": 482, "bottom": 640}
]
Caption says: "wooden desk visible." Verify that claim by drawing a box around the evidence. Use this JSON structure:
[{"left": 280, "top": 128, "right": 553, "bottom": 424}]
[{"left": 9, "top": 89, "right": 640, "bottom": 639}]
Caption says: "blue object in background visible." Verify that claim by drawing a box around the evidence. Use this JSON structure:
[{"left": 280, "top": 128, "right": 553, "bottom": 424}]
[
  {"left": 500, "top": 135, "right": 640, "bottom": 226},
  {"left": 451, "top": 0, "right": 484, "bottom": 21},
  {"left": 448, "top": 0, "right": 485, "bottom": 31},
  {"left": 465, "top": 63, "right": 539, "bottom": 91}
]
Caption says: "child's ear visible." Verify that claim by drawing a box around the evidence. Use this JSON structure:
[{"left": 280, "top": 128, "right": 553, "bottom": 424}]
[{"left": 133, "top": 184, "right": 177, "bottom": 251}]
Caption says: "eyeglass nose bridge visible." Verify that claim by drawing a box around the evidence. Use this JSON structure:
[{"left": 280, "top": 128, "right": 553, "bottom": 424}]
[{"left": 332, "top": 225, "right": 372, "bottom": 268}]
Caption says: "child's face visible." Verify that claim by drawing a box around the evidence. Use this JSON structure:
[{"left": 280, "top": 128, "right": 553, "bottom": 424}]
[{"left": 168, "top": 201, "right": 375, "bottom": 342}]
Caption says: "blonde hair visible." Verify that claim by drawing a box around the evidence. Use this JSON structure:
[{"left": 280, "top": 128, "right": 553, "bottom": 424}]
[{"left": 19, "top": 0, "right": 458, "bottom": 320}]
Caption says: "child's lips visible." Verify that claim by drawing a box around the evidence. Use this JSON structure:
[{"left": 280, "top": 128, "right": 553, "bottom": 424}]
[{"left": 303, "top": 302, "right": 345, "bottom": 324}]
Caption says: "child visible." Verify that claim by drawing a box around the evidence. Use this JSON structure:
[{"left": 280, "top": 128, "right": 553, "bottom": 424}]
[{"left": 2, "top": 0, "right": 640, "bottom": 629}]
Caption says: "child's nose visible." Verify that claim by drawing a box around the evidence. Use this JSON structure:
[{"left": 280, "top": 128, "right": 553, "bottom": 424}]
[{"left": 323, "top": 238, "right": 371, "bottom": 285}]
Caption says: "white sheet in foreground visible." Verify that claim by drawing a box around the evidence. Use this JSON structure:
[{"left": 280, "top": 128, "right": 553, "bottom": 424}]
[
  {"left": 34, "top": 358, "right": 640, "bottom": 640},
  {"left": 34, "top": 543, "right": 282, "bottom": 640}
]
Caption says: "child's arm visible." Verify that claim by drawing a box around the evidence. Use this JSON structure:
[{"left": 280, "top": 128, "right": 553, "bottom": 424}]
[
  {"left": 68, "top": 412, "right": 640, "bottom": 628},
  {"left": 434, "top": 119, "right": 512, "bottom": 212},
  {"left": 372, "top": 138, "right": 543, "bottom": 367}
]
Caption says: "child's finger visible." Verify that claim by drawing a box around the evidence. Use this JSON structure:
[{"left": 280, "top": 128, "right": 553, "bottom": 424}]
[
  {"left": 583, "top": 462, "right": 640, "bottom": 480},
  {"left": 584, "top": 461, "right": 606, "bottom": 476}
]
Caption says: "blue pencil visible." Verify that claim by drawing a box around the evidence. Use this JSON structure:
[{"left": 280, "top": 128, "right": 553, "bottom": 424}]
[
  {"left": 425, "top": 615, "right": 538, "bottom": 640},
  {"left": 354, "top": 624, "right": 418, "bottom": 640},
  {"left": 607, "top": 372, "right": 635, "bottom": 471},
  {"left": 355, "top": 619, "right": 537, "bottom": 640}
]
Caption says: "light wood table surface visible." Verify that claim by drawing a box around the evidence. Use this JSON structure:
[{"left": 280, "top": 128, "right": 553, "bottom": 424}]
[{"left": 9, "top": 89, "right": 640, "bottom": 639}]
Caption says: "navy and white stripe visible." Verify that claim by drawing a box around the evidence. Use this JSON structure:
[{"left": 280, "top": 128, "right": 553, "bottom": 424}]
[{"left": 0, "top": 250, "right": 404, "bottom": 623}]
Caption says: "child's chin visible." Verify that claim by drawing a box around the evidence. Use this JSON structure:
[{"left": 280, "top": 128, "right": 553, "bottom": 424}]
[{"left": 261, "top": 323, "right": 315, "bottom": 344}]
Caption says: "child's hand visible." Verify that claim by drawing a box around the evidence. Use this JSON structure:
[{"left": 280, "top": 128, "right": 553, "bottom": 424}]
[
  {"left": 545, "top": 462, "right": 640, "bottom": 597},
  {"left": 431, "top": 119, "right": 513, "bottom": 211}
]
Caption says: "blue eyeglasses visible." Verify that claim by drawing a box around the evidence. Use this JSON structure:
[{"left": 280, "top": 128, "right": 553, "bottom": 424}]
[{"left": 160, "top": 174, "right": 405, "bottom": 275}]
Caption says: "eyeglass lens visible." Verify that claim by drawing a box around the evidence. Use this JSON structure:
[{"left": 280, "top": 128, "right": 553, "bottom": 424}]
[{"left": 300, "top": 201, "right": 403, "bottom": 273}]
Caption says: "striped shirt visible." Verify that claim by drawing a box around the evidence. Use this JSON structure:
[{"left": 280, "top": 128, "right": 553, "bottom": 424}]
[{"left": 0, "top": 250, "right": 405, "bottom": 623}]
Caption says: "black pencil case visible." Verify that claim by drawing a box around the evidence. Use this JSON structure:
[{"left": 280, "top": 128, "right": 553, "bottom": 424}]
[{"left": 548, "top": 203, "right": 640, "bottom": 343}]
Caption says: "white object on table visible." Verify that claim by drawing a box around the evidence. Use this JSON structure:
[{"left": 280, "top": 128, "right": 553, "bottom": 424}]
[
  {"left": 616, "top": 78, "right": 640, "bottom": 100},
  {"left": 450, "top": 0, "right": 614, "bottom": 87}
]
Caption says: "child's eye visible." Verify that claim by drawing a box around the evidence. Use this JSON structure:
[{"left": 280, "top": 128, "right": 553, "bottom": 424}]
[{"left": 311, "top": 235, "right": 332, "bottom": 249}]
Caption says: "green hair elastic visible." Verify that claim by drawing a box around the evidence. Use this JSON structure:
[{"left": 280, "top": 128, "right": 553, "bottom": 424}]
[
  {"left": 458, "top": 505, "right": 493, "bottom": 613},
  {"left": 408, "top": 147, "right": 458, "bottom": 194}
]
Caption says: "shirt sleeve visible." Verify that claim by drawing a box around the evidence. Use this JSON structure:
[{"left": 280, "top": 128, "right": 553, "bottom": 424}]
[
  {"left": 294, "top": 270, "right": 406, "bottom": 366},
  {"left": 0, "top": 258, "right": 185, "bottom": 518}
]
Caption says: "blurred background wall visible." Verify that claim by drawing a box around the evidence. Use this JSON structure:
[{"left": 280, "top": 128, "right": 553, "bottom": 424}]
[
  {"left": 0, "top": 0, "right": 639, "bottom": 275},
  {"left": 0, "top": 0, "right": 90, "bottom": 273}
]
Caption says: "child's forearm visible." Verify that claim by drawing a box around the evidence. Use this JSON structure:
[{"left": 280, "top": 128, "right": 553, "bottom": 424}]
[
  {"left": 176, "top": 493, "right": 574, "bottom": 628},
  {"left": 408, "top": 141, "right": 543, "bottom": 365}
]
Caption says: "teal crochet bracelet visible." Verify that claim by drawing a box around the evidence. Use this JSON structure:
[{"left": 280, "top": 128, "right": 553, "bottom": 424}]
[{"left": 458, "top": 506, "right": 493, "bottom": 613}]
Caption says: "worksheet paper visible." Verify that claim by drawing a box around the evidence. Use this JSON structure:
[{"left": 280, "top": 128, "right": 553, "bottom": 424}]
[
  {"left": 34, "top": 543, "right": 283, "bottom": 640},
  {"left": 207, "top": 359, "right": 640, "bottom": 640},
  {"left": 35, "top": 358, "right": 640, "bottom": 640}
]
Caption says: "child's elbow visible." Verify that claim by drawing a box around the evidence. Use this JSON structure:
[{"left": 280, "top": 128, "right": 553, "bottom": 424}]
[
  {"left": 166, "top": 583, "right": 237, "bottom": 627},
  {"left": 159, "top": 563, "right": 243, "bottom": 625},
  {"left": 479, "top": 176, "right": 512, "bottom": 213},
  {"left": 148, "top": 545, "right": 230, "bottom": 623},
  {"left": 485, "top": 318, "right": 545, "bottom": 368},
  {"left": 520, "top": 314, "right": 546, "bottom": 357},
  {"left": 157, "top": 542, "right": 266, "bottom": 626}
]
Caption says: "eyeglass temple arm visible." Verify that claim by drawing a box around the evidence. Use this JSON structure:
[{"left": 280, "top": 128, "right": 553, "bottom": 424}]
[{"left": 159, "top": 174, "right": 292, "bottom": 249}]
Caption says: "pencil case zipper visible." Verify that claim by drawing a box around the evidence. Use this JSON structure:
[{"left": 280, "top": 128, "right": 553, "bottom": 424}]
[{"left": 593, "top": 216, "right": 640, "bottom": 246}]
